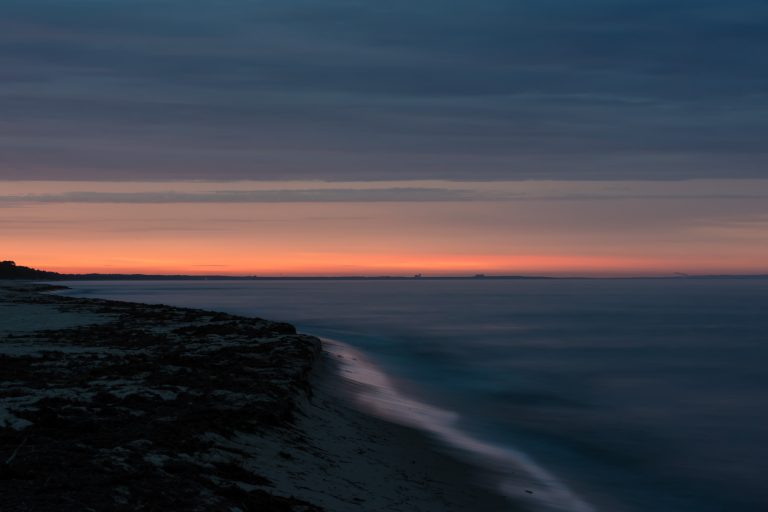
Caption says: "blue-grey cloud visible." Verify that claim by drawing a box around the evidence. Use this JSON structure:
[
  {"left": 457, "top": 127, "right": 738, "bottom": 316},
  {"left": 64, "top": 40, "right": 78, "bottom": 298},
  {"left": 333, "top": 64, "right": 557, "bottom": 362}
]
[
  {"left": 1, "top": 0, "right": 767, "bottom": 180},
  {"left": 2, "top": 184, "right": 768, "bottom": 203},
  {"left": 0, "top": 188, "right": 484, "bottom": 203}
]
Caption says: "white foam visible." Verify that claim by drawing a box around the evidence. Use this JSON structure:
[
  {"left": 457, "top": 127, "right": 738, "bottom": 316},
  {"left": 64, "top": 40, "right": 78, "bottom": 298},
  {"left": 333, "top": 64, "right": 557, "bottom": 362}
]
[{"left": 323, "top": 338, "right": 595, "bottom": 512}]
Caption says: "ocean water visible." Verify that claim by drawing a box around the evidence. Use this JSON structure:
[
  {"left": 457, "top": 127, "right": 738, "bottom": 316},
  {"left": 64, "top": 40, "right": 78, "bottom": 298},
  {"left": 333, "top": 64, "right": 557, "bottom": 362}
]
[{"left": 57, "top": 279, "right": 768, "bottom": 512}]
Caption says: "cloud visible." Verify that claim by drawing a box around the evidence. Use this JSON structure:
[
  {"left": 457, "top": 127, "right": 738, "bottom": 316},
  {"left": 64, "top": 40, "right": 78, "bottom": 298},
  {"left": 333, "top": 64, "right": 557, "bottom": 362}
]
[
  {"left": 0, "top": 188, "right": 484, "bottom": 203},
  {"left": 1, "top": 0, "right": 767, "bottom": 180},
  {"left": 2, "top": 180, "right": 768, "bottom": 204}
]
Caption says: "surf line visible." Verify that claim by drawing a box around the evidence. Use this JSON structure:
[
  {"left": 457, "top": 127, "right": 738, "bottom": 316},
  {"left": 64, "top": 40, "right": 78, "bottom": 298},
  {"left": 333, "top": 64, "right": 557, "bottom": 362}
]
[{"left": 322, "top": 337, "right": 596, "bottom": 512}]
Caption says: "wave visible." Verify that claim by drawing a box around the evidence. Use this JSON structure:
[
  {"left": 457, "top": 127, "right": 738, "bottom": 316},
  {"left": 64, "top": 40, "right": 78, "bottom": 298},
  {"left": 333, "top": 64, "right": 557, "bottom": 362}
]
[{"left": 322, "top": 337, "right": 595, "bottom": 512}]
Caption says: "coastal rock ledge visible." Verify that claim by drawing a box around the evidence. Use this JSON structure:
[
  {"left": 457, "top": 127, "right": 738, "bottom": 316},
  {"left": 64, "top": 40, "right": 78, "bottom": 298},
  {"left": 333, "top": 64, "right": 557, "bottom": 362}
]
[{"left": 0, "top": 283, "right": 323, "bottom": 511}]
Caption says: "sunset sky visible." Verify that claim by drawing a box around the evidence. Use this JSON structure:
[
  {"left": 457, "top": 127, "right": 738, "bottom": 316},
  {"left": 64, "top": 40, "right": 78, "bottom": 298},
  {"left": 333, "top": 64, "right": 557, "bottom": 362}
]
[{"left": 2, "top": 0, "right": 767, "bottom": 276}]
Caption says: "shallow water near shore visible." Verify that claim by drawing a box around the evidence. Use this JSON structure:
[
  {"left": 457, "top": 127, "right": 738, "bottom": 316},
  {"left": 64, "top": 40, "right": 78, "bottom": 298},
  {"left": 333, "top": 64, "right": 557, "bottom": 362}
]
[{"left": 56, "top": 279, "right": 768, "bottom": 512}]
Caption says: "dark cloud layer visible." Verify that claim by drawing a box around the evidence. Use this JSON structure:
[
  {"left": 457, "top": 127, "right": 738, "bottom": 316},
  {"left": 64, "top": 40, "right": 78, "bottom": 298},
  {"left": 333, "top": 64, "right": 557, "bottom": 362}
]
[{"left": 1, "top": 0, "right": 767, "bottom": 180}]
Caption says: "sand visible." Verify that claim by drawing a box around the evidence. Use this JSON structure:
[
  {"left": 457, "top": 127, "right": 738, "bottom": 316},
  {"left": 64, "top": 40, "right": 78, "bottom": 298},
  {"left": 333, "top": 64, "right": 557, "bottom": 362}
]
[
  {"left": 0, "top": 281, "right": 516, "bottom": 511},
  {"left": 222, "top": 358, "right": 515, "bottom": 512}
]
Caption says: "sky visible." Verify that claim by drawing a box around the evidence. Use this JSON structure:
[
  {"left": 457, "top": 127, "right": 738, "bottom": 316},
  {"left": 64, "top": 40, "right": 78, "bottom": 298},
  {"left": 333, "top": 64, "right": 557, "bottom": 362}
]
[{"left": 1, "top": 0, "right": 767, "bottom": 275}]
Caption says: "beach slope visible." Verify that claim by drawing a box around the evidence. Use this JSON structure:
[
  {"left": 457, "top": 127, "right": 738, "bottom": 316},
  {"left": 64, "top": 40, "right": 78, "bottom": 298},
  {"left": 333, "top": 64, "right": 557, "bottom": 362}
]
[{"left": 0, "top": 283, "right": 510, "bottom": 511}]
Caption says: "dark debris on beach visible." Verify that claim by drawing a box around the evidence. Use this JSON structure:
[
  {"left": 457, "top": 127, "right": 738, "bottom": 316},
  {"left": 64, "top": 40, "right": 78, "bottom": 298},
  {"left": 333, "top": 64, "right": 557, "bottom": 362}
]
[{"left": 0, "top": 284, "right": 324, "bottom": 511}]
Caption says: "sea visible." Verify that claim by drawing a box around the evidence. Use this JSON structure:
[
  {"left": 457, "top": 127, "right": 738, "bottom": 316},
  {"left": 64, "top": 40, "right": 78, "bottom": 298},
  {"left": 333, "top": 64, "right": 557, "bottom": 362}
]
[{"left": 57, "top": 278, "right": 768, "bottom": 512}]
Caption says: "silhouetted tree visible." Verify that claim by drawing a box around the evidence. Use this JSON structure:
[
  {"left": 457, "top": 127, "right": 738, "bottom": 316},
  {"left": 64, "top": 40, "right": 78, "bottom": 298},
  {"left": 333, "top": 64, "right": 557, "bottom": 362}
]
[{"left": 0, "top": 261, "right": 59, "bottom": 279}]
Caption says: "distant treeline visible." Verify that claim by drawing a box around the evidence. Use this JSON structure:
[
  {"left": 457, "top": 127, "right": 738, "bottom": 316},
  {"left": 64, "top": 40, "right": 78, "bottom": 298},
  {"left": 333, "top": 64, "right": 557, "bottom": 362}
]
[{"left": 0, "top": 261, "right": 61, "bottom": 279}]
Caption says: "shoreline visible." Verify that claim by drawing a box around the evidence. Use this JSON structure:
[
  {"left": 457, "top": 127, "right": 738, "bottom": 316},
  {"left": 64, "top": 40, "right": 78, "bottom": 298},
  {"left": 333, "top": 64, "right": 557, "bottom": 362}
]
[
  {"left": 322, "top": 338, "right": 595, "bottom": 512},
  {"left": 0, "top": 281, "right": 516, "bottom": 511},
  {"left": 275, "top": 351, "right": 518, "bottom": 511}
]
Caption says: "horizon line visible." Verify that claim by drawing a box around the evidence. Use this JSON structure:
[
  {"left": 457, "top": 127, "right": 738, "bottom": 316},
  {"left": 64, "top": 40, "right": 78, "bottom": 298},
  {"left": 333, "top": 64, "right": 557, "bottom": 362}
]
[{"left": 49, "top": 273, "right": 768, "bottom": 280}]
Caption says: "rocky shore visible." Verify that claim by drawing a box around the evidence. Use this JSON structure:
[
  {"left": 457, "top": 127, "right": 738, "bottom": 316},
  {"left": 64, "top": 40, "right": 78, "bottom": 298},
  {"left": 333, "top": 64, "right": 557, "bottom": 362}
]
[
  {"left": 0, "top": 282, "right": 513, "bottom": 512},
  {"left": 1, "top": 283, "right": 324, "bottom": 511}
]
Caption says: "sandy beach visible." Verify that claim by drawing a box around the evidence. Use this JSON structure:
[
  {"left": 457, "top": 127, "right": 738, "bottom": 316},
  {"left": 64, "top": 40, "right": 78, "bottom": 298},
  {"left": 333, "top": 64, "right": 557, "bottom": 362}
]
[{"left": 0, "top": 281, "right": 514, "bottom": 511}]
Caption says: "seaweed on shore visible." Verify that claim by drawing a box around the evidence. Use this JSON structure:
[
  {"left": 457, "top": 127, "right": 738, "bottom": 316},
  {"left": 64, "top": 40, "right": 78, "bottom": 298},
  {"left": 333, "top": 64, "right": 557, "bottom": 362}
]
[{"left": 0, "top": 284, "right": 323, "bottom": 511}]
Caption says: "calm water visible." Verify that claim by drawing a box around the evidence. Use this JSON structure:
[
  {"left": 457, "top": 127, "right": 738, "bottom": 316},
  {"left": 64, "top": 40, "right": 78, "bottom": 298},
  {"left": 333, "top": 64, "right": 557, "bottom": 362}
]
[{"left": 58, "top": 279, "right": 768, "bottom": 512}]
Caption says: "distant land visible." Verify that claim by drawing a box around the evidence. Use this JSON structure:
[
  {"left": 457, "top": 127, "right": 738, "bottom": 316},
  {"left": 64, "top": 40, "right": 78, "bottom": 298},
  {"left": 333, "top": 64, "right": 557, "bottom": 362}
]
[
  {"left": 0, "top": 262, "right": 549, "bottom": 280},
  {"left": 0, "top": 260, "right": 60, "bottom": 279},
  {"left": 1, "top": 260, "right": 766, "bottom": 281}
]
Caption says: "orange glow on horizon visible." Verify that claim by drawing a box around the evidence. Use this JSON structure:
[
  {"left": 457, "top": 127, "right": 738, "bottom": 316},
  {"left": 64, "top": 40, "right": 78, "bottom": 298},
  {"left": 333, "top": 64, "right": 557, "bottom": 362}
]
[
  {"left": 15, "top": 250, "right": 767, "bottom": 278},
  {"left": 2, "top": 181, "right": 767, "bottom": 278}
]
